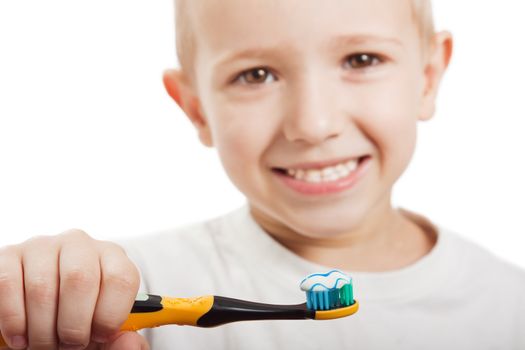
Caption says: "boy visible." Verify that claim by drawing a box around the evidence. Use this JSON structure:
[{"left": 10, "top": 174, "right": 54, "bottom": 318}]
[{"left": 1, "top": 0, "right": 524, "bottom": 349}]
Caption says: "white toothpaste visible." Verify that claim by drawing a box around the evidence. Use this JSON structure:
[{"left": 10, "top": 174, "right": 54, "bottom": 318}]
[{"left": 300, "top": 269, "right": 352, "bottom": 292}]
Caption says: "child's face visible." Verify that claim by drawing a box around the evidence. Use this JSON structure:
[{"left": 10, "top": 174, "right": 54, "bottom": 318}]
[{"left": 169, "top": 0, "right": 451, "bottom": 239}]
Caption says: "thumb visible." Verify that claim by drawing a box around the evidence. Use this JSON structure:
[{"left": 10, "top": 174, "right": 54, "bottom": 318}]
[{"left": 101, "top": 331, "right": 150, "bottom": 350}]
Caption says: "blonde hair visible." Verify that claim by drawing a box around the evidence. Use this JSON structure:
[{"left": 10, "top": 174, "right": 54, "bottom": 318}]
[{"left": 175, "top": 0, "right": 435, "bottom": 80}]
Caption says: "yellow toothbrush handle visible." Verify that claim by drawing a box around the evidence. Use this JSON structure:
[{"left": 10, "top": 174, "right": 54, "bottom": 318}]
[{"left": 121, "top": 294, "right": 215, "bottom": 331}]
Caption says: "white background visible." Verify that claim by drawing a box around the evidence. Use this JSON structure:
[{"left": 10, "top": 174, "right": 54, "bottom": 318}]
[{"left": 0, "top": 1, "right": 524, "bottom": 268}]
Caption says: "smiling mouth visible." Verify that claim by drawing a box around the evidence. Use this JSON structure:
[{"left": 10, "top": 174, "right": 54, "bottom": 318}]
[{"left": 272, "top": 156, "right": 370, "bottom": 183}]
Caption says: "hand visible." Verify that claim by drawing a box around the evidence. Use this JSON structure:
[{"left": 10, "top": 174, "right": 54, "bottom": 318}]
[
  {"left": 87, "top": 331, "right": 150, "bottom": 350},
  {"left": 0, "top": 229, "right": 147, "bottom": 350}
]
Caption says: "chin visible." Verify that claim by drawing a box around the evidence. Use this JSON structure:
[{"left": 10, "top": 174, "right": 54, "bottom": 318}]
[{"left": 282, "top": 205, "right": 369, "bottom": 239}]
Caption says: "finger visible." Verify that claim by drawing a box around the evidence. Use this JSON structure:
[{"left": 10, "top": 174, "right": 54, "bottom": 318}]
[
  {"left": 90, "top": 242, "right": 140, "bottom": 343},
  {"left": 22, "top": 236, "right": 60, "bottom": 349},
  {"left": 0, "top": 245, "right": 27, "bottom": 349},
  {"left": 103, "top": 331, "right": 149, "bottom": 350},
  {"left": 57, "top": 234, "right": 101, "bottom": 349}
]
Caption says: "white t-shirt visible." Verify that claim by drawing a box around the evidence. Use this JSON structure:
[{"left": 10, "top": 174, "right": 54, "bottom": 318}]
[{"left": 118, "top": 204, "right": 525, "bottom": 349}]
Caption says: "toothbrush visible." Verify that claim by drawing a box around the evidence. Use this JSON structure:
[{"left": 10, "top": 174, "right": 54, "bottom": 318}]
[{"left": 0, "top": 270, "right": 358, "bottom": 347}]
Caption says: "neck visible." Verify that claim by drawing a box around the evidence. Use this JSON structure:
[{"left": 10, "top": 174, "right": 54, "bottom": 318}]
[{"left": 250, "top": 198, "right": 437, "bottom": 272}]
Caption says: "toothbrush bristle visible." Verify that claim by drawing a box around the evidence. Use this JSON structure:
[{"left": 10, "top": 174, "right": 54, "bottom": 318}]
[
  {"left": 305, "top": 283, "right": 353, "bottom": 310},
  {"left": 300, "top": 270, "right": 354, "bottom": 311}
]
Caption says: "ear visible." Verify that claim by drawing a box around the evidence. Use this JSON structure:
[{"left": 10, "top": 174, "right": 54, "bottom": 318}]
[
  {"left": 419, "top": 31, "right": 453, "bottom": 121},
  {"left": 162, "top": 69, "right": 214, "bottom": 147}
]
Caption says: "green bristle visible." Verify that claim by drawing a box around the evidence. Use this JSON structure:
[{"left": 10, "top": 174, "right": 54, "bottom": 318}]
[{"left": 339, "top": 284, "right": 353, "bottom": 306}]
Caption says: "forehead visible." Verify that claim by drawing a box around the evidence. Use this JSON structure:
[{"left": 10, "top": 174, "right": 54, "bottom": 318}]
[{"left": 189, "top": 0, "right": 417, "bottom": 62}]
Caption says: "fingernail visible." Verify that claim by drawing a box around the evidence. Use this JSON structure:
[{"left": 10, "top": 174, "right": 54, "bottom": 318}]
[
  {"left": 10, "top": 336, "right": 27, "bottom": 349},
  {"left": 59, "top": 343, "right": 85, "bottom": 350}
]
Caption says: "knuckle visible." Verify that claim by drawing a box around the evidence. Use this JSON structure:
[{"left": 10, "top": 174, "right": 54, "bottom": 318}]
[
  {"left": 62, "top": 268, "right": 99, "bottom": 291},
  {"left": 99, "top": 240, "right": 126, "bottom": 256},
  {"left": 28, "top": 337, "right": 57, "bottom": 350},
  {"left": 57, "top": 326, "right": 89, "bottom": 346},
  {"left": 26, "top": 278, "right": 57, "bottom": 305},
  {"left": 104, "top": 271, "right": 138, "bottom": 293},
  {"left": 92, "top": 304, "right": 129, "bottom": 337},
  {"left": 0, "top": 272, "right": 17, "bottom": 294},
  {"left": 65, "top": 228, "right": 89, "bottom": 239},
  {"left": 23, "top": 234, "right": 52, "bottom": 247},
  {"left": 92, "top": 316, "right": 123, "bottom": 336},
  {"left": 127, "top": 262, "right": 141, "bottom": 286},
  {"left": 0, "top": 244, "right": 19, "bottom": 256},
  {"left": 0, "top": 312, "right": 26, "bottom": 335}
]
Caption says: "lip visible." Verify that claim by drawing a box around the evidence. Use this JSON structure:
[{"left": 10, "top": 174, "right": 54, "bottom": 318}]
[{"left": 272, "top": 155, "right": 371, "bottom": 196}]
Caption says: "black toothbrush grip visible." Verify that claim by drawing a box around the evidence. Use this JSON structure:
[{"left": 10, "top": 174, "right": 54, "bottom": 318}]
[
  {"left": 196, "top": 296, "right": 314, "bottom": 327},
  {"left": 130, "top": 294, "right": 163, "bottom": 313}
]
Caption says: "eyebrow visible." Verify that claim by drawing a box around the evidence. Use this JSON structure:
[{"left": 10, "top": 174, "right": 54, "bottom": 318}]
[{"left": 213, "top": 34, "right": 404, "bottom": 69}]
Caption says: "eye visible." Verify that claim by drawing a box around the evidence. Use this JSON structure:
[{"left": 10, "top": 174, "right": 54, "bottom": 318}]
[
  {"left": 344, "top": 53, "right": 382, "bottom": 69},
  {"left": 234, "top": 67, "right": 276, "bottom": 85}
]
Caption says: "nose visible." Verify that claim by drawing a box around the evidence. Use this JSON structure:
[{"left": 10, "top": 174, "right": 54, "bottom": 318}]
[{"left": 282, "top": 73, "right": 345, "bottom": 145}]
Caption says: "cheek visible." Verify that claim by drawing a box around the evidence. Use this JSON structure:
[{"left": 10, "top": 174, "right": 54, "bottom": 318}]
[
  {"left": 356, "top": 74, "right": 421, "bottom": 176},
  {"left": 207, "top": 100, "right": 280, "bottom": 193}
]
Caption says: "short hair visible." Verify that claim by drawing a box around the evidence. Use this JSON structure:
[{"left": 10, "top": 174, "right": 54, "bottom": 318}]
[{"left": 174, "top": 0, "right": 435, "bottom": 81}]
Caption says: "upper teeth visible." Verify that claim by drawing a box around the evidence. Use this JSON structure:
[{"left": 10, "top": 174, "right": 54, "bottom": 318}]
[{"left": 286, "top": 159, "right": 359, "bottom": 183}]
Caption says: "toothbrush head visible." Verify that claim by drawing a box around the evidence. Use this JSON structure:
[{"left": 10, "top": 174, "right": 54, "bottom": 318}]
[{"left": 300, "top": 269, "right": 359, "bottom": 320}]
